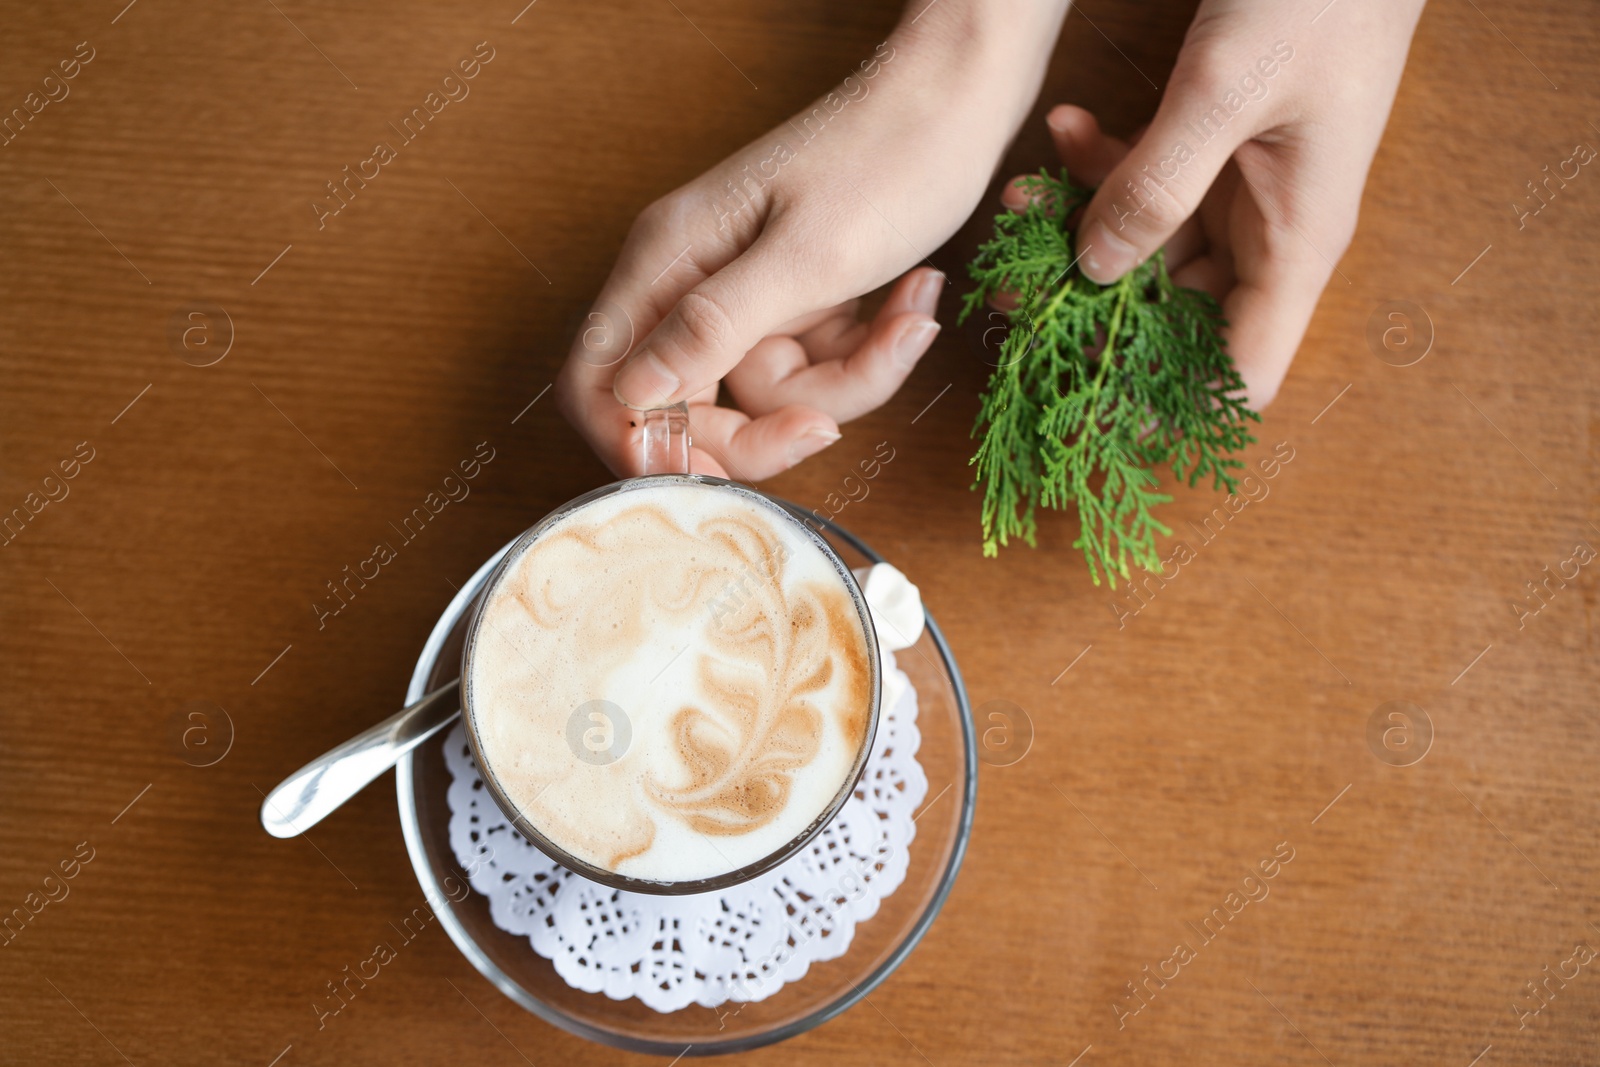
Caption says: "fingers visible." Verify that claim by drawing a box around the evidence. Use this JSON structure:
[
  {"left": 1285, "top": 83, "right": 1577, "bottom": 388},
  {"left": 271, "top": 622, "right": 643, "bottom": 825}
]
[
  {"left": 723, "top": 268, "right": 943, "bottom": 423},
  {"left": 1000, "top": 107, "right": 1130, "bottom": 215},
  {"left": 1219, "top": 236, "right": 1332, "bottom": 410},
  {"left": 1169, "top": 253, "right": 1231, "bottom": 301},
  {"left": 556, "top": 200, "right": 743, "bottom": 477},
  {"left": 611, "top": 235, "right": 814, "bottom": 411},
  {"left": 557, "top": 199, "right": 929, "bottom": 479},
  {"left": 1045, "top": 105, "right": 1129, "bottom": 187},
  {"left": 686, "top": 403, "right": 842, "bottom": 482},
  {"left": 788, "top": 302, "right": 869, "bottom": 365},
  {"left": 997, "top": 106, "right": 1208, "bottom": 293},
  {"left": 554, "top": 364, "right": 646, "bottom": 479},
  {"left": 556, "top": 211, "right": 819, "bottom": 476},
  {"left": 1073, "top": 67, "right": 1264, "bottom": 285},
  {"left": 578, "top": 393, "right": 839, "bottom": 481},
  {"left": 1223, "top": 271, "right": 1324, "bottom": 411}
]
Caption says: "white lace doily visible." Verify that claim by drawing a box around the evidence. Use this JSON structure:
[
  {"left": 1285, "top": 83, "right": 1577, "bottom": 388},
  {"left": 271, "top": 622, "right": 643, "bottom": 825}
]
[{"left": 443, "top": 650, "right": 926, "bottom": 1012}]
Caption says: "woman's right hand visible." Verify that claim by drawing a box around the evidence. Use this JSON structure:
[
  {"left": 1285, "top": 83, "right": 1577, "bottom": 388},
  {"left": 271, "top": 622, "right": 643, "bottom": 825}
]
[{"left": 556, "top": 1, "right": 1073, "bottom": 480}]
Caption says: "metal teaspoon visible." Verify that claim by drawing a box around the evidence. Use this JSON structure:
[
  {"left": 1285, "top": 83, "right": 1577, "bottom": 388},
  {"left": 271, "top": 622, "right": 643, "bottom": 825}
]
[{"left": 259, "top": 679, "right": 461, "bottom": 838}]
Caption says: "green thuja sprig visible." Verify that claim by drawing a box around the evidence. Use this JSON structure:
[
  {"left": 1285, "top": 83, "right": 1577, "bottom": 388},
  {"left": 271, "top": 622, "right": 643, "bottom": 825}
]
[{"left": 960, "top": 169, "right": 1259, "bottom": 587}]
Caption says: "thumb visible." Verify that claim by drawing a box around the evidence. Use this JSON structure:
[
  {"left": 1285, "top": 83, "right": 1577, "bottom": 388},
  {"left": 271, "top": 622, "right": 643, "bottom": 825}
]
[
  {"left": 612, "top": 239, "right": 809, "bottom": 410},
  {"left": 1075, "top": 87, "right": 1255, "bottom": 284}
]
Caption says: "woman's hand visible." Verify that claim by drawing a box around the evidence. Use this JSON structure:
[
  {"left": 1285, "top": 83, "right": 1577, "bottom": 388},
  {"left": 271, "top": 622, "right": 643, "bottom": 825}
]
[
  {"left": 558, "top": 2, "right": 1072, "bottom": 479},
  {"left": 1006, "top": 0, "right": 1426, "bottom": 409}
]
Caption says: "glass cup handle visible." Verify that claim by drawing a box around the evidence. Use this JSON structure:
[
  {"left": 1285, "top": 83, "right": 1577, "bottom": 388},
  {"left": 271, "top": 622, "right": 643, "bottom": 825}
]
[{"left": 640, "top": 401, "right": 691, "bottom": 476}]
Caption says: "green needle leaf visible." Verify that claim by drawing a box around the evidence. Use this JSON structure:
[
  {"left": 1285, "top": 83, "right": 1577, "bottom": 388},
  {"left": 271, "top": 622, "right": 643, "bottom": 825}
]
[{"left": 961, "top": 169, "right": 1260, "bottom": 586}]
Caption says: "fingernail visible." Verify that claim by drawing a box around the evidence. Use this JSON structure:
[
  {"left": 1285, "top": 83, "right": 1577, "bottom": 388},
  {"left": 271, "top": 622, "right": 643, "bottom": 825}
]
[
  {"left": 787, "top": 428, "right": 841, "bottom": 467},
  {"left": 916, "top": 270, "right": 945, "bottom": 312},
  {"left": 1078, "top": 220, "right": 1138, "bottom": 284},
  {"left": 893, "top": 319, "right": 941, "bottom": 369},
  {"left": 613, "top": 352, "right": 681, "bottom": 409},
  {"left": 1046, "top": 106, "right": 1074, "bottom": 134}
]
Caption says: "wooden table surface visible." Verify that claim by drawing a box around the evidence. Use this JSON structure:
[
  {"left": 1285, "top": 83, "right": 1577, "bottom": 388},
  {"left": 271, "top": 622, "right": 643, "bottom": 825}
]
[{"left": 3, "top": 0, "right": 1597, "bottom": 1063}]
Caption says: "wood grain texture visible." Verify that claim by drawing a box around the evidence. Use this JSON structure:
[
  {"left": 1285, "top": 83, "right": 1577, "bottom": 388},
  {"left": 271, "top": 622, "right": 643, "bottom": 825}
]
[{"left": 1, "top": 1, "right": 1596, "bottom": 1064}]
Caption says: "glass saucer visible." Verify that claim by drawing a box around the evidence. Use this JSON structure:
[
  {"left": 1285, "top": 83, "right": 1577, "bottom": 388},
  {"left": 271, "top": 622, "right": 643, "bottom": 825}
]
[{"left": 394, "top": 502, "right": 976, "bottom": 1055}]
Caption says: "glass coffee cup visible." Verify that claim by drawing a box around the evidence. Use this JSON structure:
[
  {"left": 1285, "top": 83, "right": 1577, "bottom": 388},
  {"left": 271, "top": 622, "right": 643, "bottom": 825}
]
[{"left": 459, "top": 404, "right": 882, "bottom": 895}]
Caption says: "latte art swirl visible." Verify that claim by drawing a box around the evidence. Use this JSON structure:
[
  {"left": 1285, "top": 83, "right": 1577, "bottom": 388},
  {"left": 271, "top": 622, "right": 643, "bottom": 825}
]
[{"left": 466, "top": 482, "right": 874, "bottom": 884}]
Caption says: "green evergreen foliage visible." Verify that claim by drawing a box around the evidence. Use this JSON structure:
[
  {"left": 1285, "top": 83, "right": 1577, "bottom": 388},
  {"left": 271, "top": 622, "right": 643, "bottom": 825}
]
[{"left": 961, "top": 170, "right": 1259, "bottom": 586}]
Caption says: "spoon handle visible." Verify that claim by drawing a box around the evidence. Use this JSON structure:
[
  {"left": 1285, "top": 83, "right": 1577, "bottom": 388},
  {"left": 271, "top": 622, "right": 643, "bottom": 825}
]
[{"left": 260, "top": 679, "right": 462, "bottom": 839}]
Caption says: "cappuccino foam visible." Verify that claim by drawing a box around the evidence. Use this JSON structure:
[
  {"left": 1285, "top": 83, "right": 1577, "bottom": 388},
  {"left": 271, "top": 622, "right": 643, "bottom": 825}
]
[{"left": 466, "top": 480, "right": 875, "bottom": 885}]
